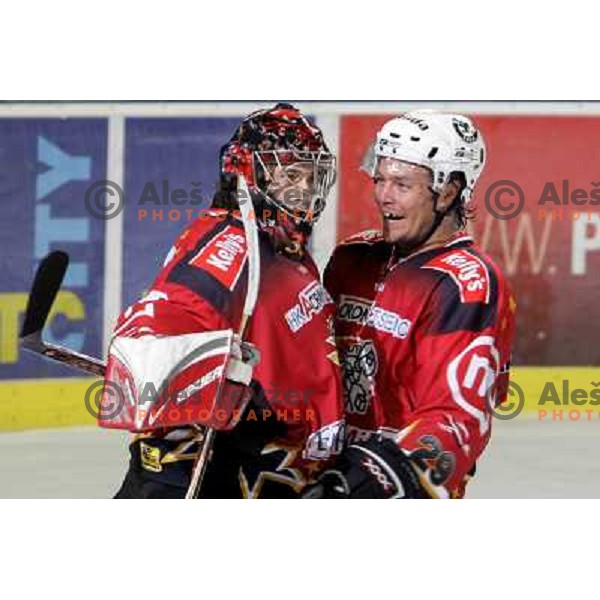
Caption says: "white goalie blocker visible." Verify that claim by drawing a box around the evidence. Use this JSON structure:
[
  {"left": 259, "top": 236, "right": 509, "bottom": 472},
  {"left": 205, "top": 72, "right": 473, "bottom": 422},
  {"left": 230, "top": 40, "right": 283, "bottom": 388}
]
[{"left": 99, "top": 329, "right": 258, "bottom": 432}]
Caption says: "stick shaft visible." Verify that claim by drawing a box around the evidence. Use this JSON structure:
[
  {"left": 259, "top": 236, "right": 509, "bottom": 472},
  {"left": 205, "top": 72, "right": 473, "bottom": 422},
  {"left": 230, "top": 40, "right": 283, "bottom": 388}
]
[
  {"left": 21, "top": 335, "right": 106, "bottom": 377},
  {"left": 185, "top": 175, "right": 262, "bottom": 498}
]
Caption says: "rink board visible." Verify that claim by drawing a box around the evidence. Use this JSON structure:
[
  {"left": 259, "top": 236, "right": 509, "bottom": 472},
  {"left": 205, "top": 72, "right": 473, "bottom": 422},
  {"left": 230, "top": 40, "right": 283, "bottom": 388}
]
[{"left": 0, "top": 367, "right": 598, "bottom": 431}]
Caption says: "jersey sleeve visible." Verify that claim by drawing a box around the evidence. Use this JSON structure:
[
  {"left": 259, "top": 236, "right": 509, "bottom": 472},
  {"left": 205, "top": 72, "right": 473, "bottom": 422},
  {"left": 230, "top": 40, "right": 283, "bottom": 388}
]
[
  {"left": 114, "top": 212, "right": 246, "bottom": 339},
  {"left": 394, "top": 267, "right": 516, "bottom": 498},
  {"left": 101, "top": 214, "right": 249, "bottom": 432}
]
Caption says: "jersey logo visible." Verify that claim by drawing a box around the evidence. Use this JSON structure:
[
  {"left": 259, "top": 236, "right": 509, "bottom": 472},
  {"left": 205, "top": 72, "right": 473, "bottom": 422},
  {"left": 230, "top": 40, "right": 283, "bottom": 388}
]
[
  {"left": 341, "top": 339, "right": 378, "bottom": 415},
  {"left": 304, "top": 420, "right": 345, "bottom": 460},
  {"left": 338, "top": 295, "right": 412, "bottom": 339},
  {"left": 424, "top": 249, "right": 490, "bottom": 304},
  {"left": 285, "top": 281, "right": 333, "bottom": 333},
  {"left": 188, "top": 224, "right": 247, "bottom": 290},
  {"left": 447, "top": 335, "right": 499, "bottom": 435},
  {"left": 140, "top": 442, "right": 163, "bottom": 473},
  {"left": 338, "top": 295, "right": 372, "bottom": 325},
  {"left": 366, "top": 305, "right": 412, "bottom": 339}
]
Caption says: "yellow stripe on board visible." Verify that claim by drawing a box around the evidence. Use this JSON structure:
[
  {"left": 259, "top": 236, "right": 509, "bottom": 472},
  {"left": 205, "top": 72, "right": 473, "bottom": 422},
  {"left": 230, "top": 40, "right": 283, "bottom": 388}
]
[
  {"left": 0, "top": 378, "right": 100, "bottom": 431},
  {"left": 511, "top": 367, "right": 600, "bottom": 413},
  {"left": 0, "top": 367, "right": 599, "bottom": 431}
]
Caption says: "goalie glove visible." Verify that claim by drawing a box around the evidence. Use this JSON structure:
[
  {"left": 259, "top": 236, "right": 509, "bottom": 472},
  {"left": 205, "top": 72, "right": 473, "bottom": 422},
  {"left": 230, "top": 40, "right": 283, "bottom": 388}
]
[{"left": 302, "top": 436, "right": 431, "bottom": 499}]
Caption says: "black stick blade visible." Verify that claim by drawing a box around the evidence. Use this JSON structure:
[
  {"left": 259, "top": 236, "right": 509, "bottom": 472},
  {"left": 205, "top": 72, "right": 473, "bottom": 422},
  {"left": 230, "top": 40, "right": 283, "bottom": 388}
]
[{"left": 20, "top": 251, "right": 69, "bottom": 338}]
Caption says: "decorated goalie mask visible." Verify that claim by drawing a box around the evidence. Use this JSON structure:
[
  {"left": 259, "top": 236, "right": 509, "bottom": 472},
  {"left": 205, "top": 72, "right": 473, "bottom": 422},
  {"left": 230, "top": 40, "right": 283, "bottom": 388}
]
[
  {"left": 220, "top": 103, "right": 337, "bottom": 223},
  {"left": 361, "top": 110, "right": 486, "bottom": 203}
]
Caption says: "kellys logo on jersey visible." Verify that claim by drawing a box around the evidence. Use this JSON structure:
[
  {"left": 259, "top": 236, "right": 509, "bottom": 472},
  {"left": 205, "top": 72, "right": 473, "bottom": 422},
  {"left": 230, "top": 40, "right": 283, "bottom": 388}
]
[
  {"left": 285, "top": 281, "right": 333, "bottom": 333},
  {"left": 340, "top": 339, "right": 379, "bottom": 415},
  {"left": 188, "top": 224, "right": 247, "bottom": 290},
  {"left": 424, "top": 250, "right": 490, "bottom": 304},
  {"left": 338, "top": 295, "right": 412, "bottom": 340}
]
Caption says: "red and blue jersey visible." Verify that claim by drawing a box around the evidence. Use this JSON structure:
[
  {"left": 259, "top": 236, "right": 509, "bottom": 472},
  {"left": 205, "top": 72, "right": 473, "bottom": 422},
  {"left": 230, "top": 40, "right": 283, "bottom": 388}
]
[{"left": 325, "top": 230, "right": 516, "bottom": 498}]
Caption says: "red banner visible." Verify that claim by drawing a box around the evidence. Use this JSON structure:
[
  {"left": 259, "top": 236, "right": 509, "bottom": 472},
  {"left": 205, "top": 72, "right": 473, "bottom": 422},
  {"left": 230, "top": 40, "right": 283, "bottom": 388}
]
[{"left": 339, "top": 115, "right": 600, "bottom": 366}]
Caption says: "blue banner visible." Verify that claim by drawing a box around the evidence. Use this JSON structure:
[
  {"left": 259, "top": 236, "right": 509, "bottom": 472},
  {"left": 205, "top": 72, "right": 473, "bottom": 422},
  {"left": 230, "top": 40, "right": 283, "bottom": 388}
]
[
  {"left": 122, "top": 117, "right": 239, "bottom": 307},
  {"left": 0, "top": 119, "right": 107, "bottom": 378}
]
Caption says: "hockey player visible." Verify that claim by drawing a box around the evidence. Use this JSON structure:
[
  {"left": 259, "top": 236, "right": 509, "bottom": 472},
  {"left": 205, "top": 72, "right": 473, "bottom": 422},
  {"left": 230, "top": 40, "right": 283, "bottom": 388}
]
[
  {"left": 306, "top": 111, "right": 516, "bottom": 499},
  {"left": 109, "top": 103, "right": 344, "bottom": 498}
]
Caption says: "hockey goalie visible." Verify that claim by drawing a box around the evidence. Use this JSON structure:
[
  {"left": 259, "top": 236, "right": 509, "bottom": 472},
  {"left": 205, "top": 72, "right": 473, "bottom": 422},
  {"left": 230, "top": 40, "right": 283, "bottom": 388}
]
[{"left": 100, "top": 104, "right": 345, "bottom": 498}]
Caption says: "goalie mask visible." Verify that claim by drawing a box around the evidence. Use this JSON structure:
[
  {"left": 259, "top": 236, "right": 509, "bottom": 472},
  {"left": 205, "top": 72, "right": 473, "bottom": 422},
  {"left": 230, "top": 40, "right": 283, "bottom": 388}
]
[
  {"left": 361, "top": 110, "right": 486, "bottom": 204},
  {"left": 220, "top": 103, "right": 337, "bottom": 223}
]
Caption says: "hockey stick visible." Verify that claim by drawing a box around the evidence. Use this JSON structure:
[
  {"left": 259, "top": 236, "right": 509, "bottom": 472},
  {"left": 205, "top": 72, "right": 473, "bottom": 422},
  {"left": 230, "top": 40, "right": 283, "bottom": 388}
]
[
  {"left": 20, "top": 251, "right": 106, "bottom": 377},
  {"left": 185, "top": 174, "right": 261, "bottom": 499}
]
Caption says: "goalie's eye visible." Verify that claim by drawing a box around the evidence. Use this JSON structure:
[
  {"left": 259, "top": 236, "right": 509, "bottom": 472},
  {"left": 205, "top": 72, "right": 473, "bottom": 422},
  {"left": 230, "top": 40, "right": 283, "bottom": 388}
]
[
  {"left": 284, "top": 166, "right": 314, "bottom": 186},
  {"left": 285, "top": 170, "right": 304, "bottom": 183}
]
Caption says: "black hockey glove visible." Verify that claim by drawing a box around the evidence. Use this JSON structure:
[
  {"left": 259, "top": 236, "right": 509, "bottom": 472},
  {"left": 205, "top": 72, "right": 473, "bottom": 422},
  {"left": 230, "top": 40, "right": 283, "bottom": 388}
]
[
  {"left": 302, "top": 436, "right": 430, "bottom": 499},
  {"left": 223, "top": 380, "right": 288, "bottom": 457}
]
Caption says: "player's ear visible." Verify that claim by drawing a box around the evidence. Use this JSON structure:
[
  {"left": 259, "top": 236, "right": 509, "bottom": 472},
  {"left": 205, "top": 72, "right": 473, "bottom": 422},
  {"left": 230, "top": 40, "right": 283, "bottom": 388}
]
[
  {"left": 438, "top": 172, "right": 465, "bottom": 211},
  {"left": 438, "top": 180, "right": 461, "bottom": 211}
]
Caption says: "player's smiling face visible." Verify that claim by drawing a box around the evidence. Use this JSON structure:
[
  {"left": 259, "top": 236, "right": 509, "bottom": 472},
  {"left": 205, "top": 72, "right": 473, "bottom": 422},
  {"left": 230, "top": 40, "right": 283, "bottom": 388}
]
[{"left": 373, "top": 157, "right": 437, "bottom": 245}]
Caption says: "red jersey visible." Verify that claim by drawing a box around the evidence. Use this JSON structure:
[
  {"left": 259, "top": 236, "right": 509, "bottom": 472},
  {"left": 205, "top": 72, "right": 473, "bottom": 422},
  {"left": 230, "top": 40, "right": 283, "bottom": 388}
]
[
  {"left": 324, "top": 230, "right": 516, "bottom": 498},
  {"left": 108, "top": 210, "right": 344, "bottom": 498}
]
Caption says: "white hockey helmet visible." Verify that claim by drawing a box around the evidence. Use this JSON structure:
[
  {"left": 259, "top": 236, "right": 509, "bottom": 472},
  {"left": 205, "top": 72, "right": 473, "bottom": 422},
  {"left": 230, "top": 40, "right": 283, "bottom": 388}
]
[{"left": 362, "top": 110, "right": 486, "bottom": 203}]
